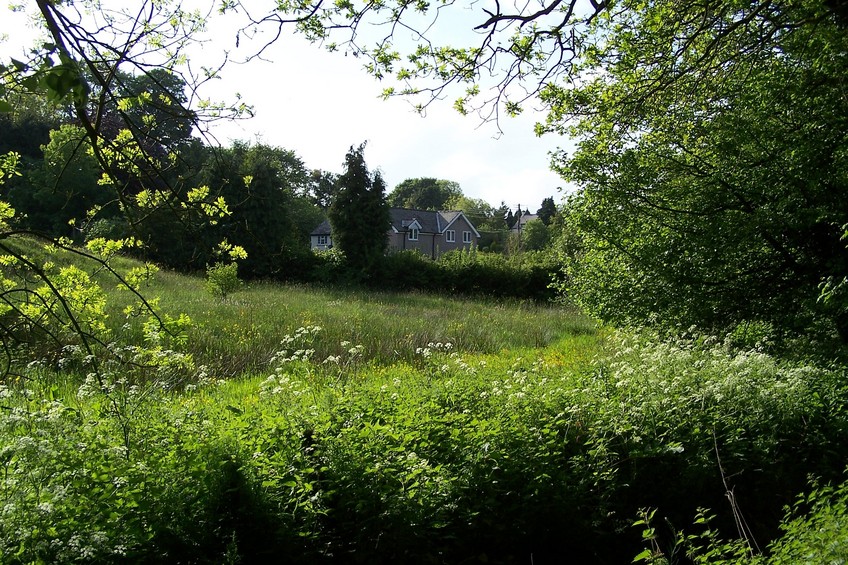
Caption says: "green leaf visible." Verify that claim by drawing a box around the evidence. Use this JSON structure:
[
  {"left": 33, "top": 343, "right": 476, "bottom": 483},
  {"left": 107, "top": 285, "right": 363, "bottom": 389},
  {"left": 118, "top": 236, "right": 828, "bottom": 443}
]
[{"left": 632, "top": 549, "right": 653, "bottom": 562}]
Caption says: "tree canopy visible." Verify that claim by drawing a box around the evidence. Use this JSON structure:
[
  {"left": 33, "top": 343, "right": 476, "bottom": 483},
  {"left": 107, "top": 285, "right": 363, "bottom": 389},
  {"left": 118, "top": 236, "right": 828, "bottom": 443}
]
[
  {"left": 544, "top": 0, "right": 848, "bottom": 341},
  {"left": 536, "top": 197, "right": 557, "bottom": 226},
  {"left": 3, "top": 0, "right": 847, "bottom": 343},
  {"left": 328, "top": 143, "right": 391, "bottom": 277},
  {"left": 387, "top": 178, "right": 462, "bottom": 210}
]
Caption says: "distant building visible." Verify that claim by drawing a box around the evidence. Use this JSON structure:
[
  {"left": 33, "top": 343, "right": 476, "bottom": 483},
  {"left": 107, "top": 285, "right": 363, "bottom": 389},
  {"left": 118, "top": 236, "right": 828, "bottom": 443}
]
[
  {"left": 510, "top": 212, "right": 538, "bottom": 233},
  {"left": 311, "top": 208, "right": 481, "bottom": 259}
]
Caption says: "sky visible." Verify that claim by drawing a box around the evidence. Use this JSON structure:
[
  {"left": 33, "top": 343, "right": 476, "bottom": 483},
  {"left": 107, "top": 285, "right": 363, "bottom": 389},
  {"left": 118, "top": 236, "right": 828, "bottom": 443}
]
[{"left": 0, "top": 3, "right": 573, "bottom": 213}]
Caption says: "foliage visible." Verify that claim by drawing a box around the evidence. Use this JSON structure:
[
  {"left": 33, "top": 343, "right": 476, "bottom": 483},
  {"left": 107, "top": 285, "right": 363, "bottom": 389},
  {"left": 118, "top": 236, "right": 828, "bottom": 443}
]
[
  {"left": 298, "top": 223, "right": 558, "bottom": 296},
  {"left": 536, "top": 196, "right": 557, "bottom": 226},
  {"left": 327, "top": 143, "right": 390, "bottom": 279},
  {"left": 1, "top": 321, "right": 846, "bottom": 563},
  {"left": 8, "top": 124, "right": 112, "bottom": 237},
  {"left": 289, "top": 192, "right": 327, "bottom": 246},
  {"left": 206, "top": 262, "right": 242, "bottom": 300},
  {"left": 0, "top": 152, "right": 22, "bottom": 185},
  {"left": 437, "top": 248, "right": 559, "bottom": 300},
  {"left": 387, "top": 177, "right": 462, "bottom": 210},
  {"left": 108, "top": 68, "right": 196, "bottom": 152},
  {"left": 205, "top": 240, "right": 247, "bottom": 300},
  {"left": 134, "top": 141, "right": 317, "bottom": 275},
  {"left": 445, "top": 194, "right": 504, "bottom": 232},
  {"left": 520, "top": 218, "right": 551, "bottom": 251},
  {"left": 635, "top": 476, "right": 848, "bottom": 564},
  {"left": 0, "top": 3, "right": 260, "bottom": 375},
  {"left": 200, "top": 142, "right": 308, "bottom": 277},
  {"left": 545, "top": 0, "right": 848, "bottom": 342},
  {"left": 306, "top": 169, "right": 337, "bottom": 209},
  {"left": 0, "top": 92, "right": 61, "bottom": 161},
  {"left": 756, "top": 478, "right": 848, "bottom": 564}
]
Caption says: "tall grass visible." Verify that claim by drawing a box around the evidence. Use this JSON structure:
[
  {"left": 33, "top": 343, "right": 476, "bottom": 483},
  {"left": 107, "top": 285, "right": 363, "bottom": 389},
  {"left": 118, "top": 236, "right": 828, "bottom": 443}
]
[
  {"left": 107, "top": 269, "right": 598, "bottom": 376},
  {"left": 2, "top": 330, "right": 846, "bottom": 563},
  {"left": 3, "top": 239, "right": 845, "bottom": 563}
]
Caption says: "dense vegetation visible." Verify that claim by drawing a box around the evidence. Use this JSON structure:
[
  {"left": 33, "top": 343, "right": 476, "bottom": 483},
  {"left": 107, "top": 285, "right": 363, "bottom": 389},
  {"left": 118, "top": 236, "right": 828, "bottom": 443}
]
[
  {"left": 1, "top": 246, "right": 846, "bottom": 563},
  {"left": 1, "top": 0, "right": 847, "bottom": 563}
]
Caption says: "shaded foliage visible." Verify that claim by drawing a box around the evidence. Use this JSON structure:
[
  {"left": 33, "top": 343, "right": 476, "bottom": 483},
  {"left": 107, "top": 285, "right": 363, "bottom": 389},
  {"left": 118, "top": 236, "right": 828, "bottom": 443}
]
[
  {"left": 547, "top": 0, "right": 848, "bottom": 343},
  {"left": 327, "top": 143, "right": 390, "bottom": 279},
  {"left": 387, "top": 177, "right": 462, "bottom": 210}
]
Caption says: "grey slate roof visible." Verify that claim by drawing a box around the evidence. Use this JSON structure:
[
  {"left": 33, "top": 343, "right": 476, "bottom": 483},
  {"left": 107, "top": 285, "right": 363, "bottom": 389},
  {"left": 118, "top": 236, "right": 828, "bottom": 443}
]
[
  {"left": 515, "top": 213, "right": 539, "bottom": 228},
  {"left": 310, "top": 219, "right": 332, "bottom": 236},
  {"left": 311, "top": 208, "right": 480, "bottom": 237},
  {"left": 389, "top": 208, "right": 479, "bottom": 235}
]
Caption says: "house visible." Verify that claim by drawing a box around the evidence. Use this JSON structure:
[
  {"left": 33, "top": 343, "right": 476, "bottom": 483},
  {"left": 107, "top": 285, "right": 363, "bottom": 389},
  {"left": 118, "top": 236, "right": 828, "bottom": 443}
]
[
  {"left": 510, "top": 212, "right": 539, "bottom": 233},
  {"left": 310, "top": 208, "right": 481, "bottom": 259}
]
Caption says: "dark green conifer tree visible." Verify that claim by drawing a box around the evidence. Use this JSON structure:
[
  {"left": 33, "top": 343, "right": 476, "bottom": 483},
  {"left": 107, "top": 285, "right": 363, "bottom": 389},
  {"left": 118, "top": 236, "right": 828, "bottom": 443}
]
[
  {"left": 537, "top": 197, "right": 557, "bottom": 226},
  {"left": 328, "top": 143, "right": 390, "bottom": 278}
]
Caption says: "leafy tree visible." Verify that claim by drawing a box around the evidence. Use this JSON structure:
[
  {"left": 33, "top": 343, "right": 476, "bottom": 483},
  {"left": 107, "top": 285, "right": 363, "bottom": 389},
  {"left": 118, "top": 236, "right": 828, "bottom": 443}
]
[
  {"left": 0, "top": 2, "right": 246, "bottom": 372},
  {"left": 10, "top": 124, "right": 112, "bottom": 236},
  {"left": 328, "top": 143, "right": 390, "bottom": 277},
  {"left": 199, "top": 142, "right": 308, "bottom": 277},
  {"left": 0, "top": 91, "right": 64, "bottom": 160},
  {"left": 490, "top": 202, "right": 511, "bottom": 232},
  {"left": 537, "top": 197, "right": 557, "bottom": 226},
  {"left": 505, "top": 210, "right": 516, "bottom": 230},
  {"left": 111, "top": 68, "right": 196, "bottom": 151},
  {"left": 521, "top": 219, "right": 550, "bottom": 251},
  {"left": 445, "top": 195, "right": 496, "bottom": 229},
  {"left": 387, "top": 178, "right": 462, "bottom": 210},
  {"left": 1, "top": 1, "right": 249, "bottom": 228},
  {"left": 546, "top": 0, "right": 848, "bottom": 341},
  {"left": 289, "top": 194, "right": 326, "bottom": 246},
  {"left": 307, "top": 169, "right": 337, "bottom": 209}
]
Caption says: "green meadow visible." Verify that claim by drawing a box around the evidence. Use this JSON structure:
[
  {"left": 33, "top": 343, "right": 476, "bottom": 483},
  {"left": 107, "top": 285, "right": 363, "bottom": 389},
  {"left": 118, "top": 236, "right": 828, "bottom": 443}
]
[{"left": 1, "top": 242, "right": 846, "bottom": 564}]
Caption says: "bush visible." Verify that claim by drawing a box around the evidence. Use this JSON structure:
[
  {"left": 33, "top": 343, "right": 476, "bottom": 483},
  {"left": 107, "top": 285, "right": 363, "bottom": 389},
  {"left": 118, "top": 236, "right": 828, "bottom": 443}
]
[
  {"left": 206, "top": 261, "right": 242, "bottom": 299},
  {"left": 367, "top": 249, "right": 560, "bottom": 300},
  {"left": 636, "top": 474, "right": 848, "bottom": 564}
]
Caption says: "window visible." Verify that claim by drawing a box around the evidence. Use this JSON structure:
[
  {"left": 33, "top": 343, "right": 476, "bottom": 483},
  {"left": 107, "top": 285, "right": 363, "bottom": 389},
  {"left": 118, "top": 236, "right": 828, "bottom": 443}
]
[
  {"left": 463, "top": 231, "right": 472, "bottom": 244},
  {"left": 409, "top": 227, "right": 419, "bottom": 241},
  {"left": 445, "top": 230, "right": 455, "bottom": 242},
  {"left": 318, "top": 235, "right": 328, "bottom": 246}
]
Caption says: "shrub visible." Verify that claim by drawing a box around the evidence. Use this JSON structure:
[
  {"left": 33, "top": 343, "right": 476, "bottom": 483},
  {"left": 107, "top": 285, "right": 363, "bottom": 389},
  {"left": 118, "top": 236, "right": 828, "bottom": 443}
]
[{"left": 206, "top": 261, "right": 242, "bottom": 299}]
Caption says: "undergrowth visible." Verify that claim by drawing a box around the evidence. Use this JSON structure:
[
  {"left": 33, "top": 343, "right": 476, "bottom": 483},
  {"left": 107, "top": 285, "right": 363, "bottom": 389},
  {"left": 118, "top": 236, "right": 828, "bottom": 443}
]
[{"left": 1, "top": 329, "right": 846, "bottom": 563}]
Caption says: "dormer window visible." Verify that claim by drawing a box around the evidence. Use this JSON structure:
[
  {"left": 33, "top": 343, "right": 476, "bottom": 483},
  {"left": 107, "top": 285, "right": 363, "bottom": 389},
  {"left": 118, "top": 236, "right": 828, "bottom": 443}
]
[{"left": 409, "top": 227, "right": 419, "bottom": 241}]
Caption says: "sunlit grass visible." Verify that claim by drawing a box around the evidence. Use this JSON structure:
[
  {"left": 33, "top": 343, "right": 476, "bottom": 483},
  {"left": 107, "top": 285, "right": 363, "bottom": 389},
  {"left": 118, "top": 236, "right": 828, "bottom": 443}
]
[
  {"left": 108, "top": 270, "right": 600, "bottom": 376},
  {"left": 2, "top": 236, "right": 599, "bottom": 377}
]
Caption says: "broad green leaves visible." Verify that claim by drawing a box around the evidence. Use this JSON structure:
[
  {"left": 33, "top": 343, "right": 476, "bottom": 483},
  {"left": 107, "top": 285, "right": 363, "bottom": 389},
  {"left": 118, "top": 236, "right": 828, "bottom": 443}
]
[{"left": 553, "top": 0, "right": 848, "bottom": 342}]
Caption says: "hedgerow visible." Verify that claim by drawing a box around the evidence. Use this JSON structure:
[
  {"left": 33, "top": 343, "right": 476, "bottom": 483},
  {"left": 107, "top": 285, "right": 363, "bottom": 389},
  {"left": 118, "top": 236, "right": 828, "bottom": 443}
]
[{"left": 301, "top": 247, "right": 558, "bottom": 299}]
